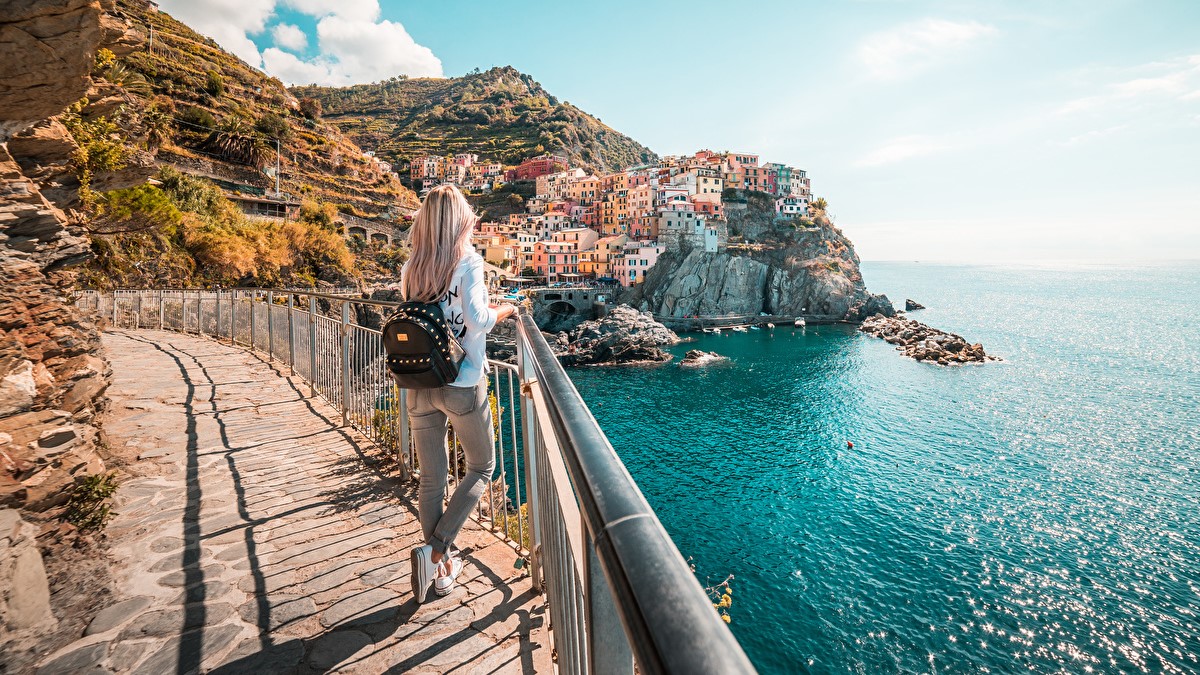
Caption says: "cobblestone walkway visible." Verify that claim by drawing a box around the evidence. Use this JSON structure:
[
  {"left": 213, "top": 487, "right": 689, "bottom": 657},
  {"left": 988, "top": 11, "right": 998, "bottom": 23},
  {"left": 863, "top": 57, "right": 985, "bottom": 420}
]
[{"left": 34, "top": 331, "right": 550, "bottom": 674}]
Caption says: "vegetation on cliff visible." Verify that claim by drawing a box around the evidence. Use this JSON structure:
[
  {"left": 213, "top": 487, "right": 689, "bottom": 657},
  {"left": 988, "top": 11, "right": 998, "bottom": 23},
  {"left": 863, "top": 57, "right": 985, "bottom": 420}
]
[
  {"left": 292, "top": 66, "right": 658, "bottom": 173},
  {"left": 82, "top": 168, "right": 357, "bottom": 288}
]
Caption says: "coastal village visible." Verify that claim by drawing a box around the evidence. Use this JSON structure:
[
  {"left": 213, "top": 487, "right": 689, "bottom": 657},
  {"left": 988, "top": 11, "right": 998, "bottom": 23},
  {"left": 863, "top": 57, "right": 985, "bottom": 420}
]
[{"left": 407, "top": 150, "right": 813, "bottom": 287}]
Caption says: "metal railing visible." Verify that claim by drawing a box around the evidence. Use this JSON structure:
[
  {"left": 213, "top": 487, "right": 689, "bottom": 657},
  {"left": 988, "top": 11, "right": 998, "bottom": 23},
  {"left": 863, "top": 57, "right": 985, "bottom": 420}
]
[{"left": 77, "top": 288, "right": 755, "bottom": 675}]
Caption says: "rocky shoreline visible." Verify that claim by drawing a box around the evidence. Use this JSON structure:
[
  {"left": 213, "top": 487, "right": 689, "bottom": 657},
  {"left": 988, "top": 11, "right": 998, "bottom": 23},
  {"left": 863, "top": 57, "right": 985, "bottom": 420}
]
[
  {"left": 860, "top": 314, "right": 997, "bottom": 365},
  {"left": 550, "top": 305, "right": 679, "bottom": 366}
]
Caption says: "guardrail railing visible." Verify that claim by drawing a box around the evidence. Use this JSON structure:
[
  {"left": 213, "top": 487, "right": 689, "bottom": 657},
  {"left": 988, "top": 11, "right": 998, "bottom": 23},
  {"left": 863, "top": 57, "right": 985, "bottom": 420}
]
[{"left": 77, "top": 288, "right": 755, "bottom": 675}]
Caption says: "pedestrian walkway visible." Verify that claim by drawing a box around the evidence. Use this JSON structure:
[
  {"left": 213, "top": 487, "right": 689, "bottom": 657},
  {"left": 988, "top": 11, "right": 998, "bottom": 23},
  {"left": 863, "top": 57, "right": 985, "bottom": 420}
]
[{"left": 34, "top": 330, "right": 550, "bottom": 674}]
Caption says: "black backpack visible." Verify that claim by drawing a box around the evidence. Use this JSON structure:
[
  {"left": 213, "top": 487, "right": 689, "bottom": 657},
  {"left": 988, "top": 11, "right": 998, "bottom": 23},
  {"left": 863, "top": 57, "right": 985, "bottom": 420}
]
[{"left": 381, "top": 301, "right": 465, "bottom": 388}]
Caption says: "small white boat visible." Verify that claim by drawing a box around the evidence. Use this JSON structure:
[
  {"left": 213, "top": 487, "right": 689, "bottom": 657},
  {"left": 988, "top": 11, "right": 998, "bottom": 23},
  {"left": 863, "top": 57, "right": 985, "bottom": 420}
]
[
  {"left": 750, "top": 325, "right": 760, "bottom": 330},
  {"left": 794, "top": 318, "right": 806, "bottom": 327},
  {"left": 766, "top": 323, "right": 775, "bottom": 329},
  {"left": 732, "top": 325, "right": 748, "bottom": 333}
]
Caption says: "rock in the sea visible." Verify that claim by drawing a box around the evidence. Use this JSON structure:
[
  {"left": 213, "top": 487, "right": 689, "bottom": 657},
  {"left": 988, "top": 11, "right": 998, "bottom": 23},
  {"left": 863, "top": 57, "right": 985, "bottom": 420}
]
[
  {"left": 679, "top": 350, "right": 726, "bottom": 367},
  {"left": 860, "top": 314, "right": 996, "bottom": 365},
  {"left": 905, "top": 299, "right": 926, "bottom": 311},
  {"left": 556, "top": 305, "right": 678, "bottom": 366}
]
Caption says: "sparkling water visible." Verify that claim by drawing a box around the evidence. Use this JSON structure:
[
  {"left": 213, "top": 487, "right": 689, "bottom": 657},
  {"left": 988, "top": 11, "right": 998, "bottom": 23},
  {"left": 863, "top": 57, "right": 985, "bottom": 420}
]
[{"left": 568, "top": 262, "right": 1200, "bottom": 674}]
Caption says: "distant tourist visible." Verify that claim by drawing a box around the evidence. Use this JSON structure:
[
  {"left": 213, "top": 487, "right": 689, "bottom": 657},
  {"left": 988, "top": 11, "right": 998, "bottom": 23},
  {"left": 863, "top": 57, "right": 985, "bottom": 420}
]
[{"left": 401, "top": 185, "right": 516, "bottom": 603}]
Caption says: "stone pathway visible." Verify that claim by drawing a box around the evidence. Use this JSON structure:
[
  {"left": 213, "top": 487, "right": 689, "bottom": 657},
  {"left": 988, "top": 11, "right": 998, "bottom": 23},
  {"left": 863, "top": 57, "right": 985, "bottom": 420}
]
[{"left": 33, "top": 331, "right": 550, "bottom": 674}]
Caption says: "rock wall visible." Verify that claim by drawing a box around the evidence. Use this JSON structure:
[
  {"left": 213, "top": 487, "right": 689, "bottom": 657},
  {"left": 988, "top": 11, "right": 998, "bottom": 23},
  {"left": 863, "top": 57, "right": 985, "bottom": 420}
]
[
  {"left": 626, "top": 219, "right": 894, "bottom": 323},
  {"left": 0, "top": 0, "right": 113, "bottom": 654},
  {"left": 1, "top": 0, "right": 110, "bottom": 514}
]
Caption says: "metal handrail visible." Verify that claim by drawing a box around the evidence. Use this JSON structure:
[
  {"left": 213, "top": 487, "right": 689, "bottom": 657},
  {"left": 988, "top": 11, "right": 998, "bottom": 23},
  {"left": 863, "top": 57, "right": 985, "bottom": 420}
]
[{"left": 515, "top": 313, "right": 756, "bottom": 674}]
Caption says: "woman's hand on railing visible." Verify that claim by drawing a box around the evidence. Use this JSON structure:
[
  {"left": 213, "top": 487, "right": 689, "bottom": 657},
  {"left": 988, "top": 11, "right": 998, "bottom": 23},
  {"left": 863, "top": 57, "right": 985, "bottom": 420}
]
[{"left": 491, "top": 303, "right": 517, "bottom": 322}]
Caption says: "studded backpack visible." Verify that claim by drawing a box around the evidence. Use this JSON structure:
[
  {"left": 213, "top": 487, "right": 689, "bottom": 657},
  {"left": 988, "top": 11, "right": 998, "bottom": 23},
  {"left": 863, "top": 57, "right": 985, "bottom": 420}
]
[{"left": 381, "top": 301, "right": 465, "bottom": 388}]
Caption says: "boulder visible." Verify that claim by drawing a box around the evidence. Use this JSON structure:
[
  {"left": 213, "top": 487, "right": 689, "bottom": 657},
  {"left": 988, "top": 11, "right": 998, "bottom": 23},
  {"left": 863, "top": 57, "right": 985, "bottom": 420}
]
[
  {"left": 679, "top": 350, "right": 726, "bottom": 367},
  {"left": 0, "top": 509, "right": 56, "bottom": 633},
  {"left": 905, "top": 299, "right": 926, "bottom": 311},
  {"left": 556, "top": 305, "right": 678, "bottom": 366}
]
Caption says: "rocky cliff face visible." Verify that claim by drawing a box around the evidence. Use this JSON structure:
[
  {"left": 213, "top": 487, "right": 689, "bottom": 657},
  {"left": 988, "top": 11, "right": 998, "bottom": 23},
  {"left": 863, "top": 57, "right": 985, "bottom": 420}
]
[
  {"left": 0, "top": 0, "right": 119, "bottom": 657},
  {"left": 1, "top": 0, "right": 111, "bottom": 512},
  {"left": 625, "top": 209, "right": 894, "bottom": 323}
]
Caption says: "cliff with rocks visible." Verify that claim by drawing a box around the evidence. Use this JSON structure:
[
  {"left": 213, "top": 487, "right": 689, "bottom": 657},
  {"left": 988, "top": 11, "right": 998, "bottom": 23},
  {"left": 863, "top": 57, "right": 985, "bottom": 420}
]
[
  {"left": 550, "top": 305, "right": 679, "bottom": 366},
  {"left": 624, "top": 193, "right": 894, "bottom": 323},
  {"left": 1, "top": 0, "right": 116, "bottom": 655}
]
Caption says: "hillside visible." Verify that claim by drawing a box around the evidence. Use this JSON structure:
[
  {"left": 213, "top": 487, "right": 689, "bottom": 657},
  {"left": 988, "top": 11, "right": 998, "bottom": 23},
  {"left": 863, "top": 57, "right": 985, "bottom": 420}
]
[
  {"left": 292, "top": 67, "right": 657, "bottom": 173},
  {"left": 110, "top": 0, "right": 418, "bottom": 216}
]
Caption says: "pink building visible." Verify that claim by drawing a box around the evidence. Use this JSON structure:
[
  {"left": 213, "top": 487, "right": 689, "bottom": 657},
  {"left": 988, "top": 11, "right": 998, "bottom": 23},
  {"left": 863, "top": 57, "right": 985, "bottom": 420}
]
[{"left": 612, "top": 241, "right": 665, "bottom": 287}]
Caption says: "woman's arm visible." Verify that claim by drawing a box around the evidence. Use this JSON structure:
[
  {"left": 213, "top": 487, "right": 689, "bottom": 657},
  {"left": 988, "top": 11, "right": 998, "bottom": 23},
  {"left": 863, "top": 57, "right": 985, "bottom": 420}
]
[{"left": 461, "top": 257, "right": 499, "bottom": 335}]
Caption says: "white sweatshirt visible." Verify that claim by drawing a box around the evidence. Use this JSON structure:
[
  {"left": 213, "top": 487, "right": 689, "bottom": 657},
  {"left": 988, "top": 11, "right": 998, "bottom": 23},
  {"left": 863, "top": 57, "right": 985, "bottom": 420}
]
[{"left": 402, "top": 248, "right": 497, "bottom": 387}]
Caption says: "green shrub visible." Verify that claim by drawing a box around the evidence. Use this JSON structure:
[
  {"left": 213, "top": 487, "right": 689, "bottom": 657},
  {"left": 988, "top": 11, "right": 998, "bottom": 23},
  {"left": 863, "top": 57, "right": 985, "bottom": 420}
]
[
  {"left": 178, "top": 106, "right": 216, "bottom": 131},
  {"left": 254, "top": 112, "right": 291, "bottom": 140},
  {"left": 204, "top": 69, "right": 224, "bottom": 97},
  {"left": 64, "top": 472, "right": 120, "bottom": 531}
]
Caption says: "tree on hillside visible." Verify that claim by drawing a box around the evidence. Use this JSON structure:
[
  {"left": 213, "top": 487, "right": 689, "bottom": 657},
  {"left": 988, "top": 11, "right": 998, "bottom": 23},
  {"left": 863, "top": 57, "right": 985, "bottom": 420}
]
[{"left": 299, "top": 97, "right": 322, "bottom": 121}]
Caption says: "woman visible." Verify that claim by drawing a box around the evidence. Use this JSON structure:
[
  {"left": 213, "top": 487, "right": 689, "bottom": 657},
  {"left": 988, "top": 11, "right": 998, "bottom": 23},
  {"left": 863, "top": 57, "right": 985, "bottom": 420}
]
[{"left": 402, "top": 185, "right": 516, "bottom": 603}]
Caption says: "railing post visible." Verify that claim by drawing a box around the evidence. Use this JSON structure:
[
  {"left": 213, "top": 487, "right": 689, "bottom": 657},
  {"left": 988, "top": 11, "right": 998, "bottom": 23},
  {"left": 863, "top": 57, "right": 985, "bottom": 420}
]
[
  {"left": 517, "top": 325, "right": 544, "bottom": 593},
  {"left": 158, "top": 290, "right": 164, "bottom": 330},
  {"left": 398, "top": 388, "right": 411, "bottom": 479},
  {"left": 267, "top": 290, "right": 275, "bottom": 360},
  {"left": 196, "top": 289, "right": 202, "bottom": 335},
  {"left": 111, "top": 291, "right": 118, "bottom": 326},
  {"left": 230, "top": 291, "right": 237, "bottom": 345},
  {"left": 308, "top": 295, "right": 317, "bottom": 398},
  {"left": 287, "top": 293, "right": 295, "bottom": 374},
  {"left": 587, "top": 531, "right": 634, "bottom": 674},
  {"left": 250, "top": 289, "right": 257, "bottom": 351},
  {"left": 215, "top": 289, "right": 222, "bottom": 340},
  {"left": 340, "top": 300, "right": 351, "bottom": 427}
]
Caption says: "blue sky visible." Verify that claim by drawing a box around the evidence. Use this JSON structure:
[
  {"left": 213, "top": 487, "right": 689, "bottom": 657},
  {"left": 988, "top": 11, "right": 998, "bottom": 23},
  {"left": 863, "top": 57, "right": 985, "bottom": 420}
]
[{"left": 161, "top": 0, "right": 1200, "bottom": 262}]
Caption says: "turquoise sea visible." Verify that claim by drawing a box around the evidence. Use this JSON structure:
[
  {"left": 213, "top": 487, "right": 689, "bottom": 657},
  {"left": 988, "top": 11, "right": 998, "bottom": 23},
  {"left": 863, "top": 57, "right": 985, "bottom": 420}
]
[{"left": 567, "top": 262, "right": 1200, "bottom": 674}]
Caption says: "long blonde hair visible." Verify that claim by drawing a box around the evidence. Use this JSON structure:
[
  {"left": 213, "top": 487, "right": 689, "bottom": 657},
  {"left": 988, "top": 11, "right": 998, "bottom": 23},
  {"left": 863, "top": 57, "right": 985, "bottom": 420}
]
[{"left": 403, "top": 184, "right": 477, "bottom": 302}]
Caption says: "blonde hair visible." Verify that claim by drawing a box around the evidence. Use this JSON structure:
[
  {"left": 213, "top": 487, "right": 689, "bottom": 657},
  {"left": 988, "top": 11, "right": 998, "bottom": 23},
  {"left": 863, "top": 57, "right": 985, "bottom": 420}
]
[{"left": 403, "top": 184, "right": 478, "bottom": 302}]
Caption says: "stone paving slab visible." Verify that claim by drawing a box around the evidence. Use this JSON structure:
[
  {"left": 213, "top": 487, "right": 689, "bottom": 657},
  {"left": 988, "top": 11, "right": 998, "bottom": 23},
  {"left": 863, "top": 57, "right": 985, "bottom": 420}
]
[{"left": 33, "top": 331, "right": 550, "bottom": 674}]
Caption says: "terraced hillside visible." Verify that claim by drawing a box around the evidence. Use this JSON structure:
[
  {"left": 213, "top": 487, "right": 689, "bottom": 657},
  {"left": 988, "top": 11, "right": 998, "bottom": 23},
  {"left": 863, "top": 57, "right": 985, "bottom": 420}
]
[
  {"left": 112, "top": 0, "right": 417, "bottom": 216},
  {"left": 293, "top": 67, "right": 657, "bottom": 174}
]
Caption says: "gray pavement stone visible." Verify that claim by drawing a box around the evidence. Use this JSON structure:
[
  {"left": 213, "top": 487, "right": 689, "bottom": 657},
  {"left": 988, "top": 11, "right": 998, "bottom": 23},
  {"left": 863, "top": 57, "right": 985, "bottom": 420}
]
[
  {"left": 320, "top": 588, "right": 402, "bottom": 628},
  {"left": 237, "top": 593, "right": 317, "bottom": 631},
  {"left": 130, "top": 623, "right": 244, "bottom": 675},
  {"left": 84, "top": 596, "right": 154, "bottom": 636},
  {"left": 36, "top": 642, "right": 110, "bottom": 675},
  {"left": 156, "top": 564, "right": 227, "bottom": 587},
  {"left": 208, "top": 637, "right": 305, "bottom": 675},
  {"left": 119, "top": 602, "right": 236, "bottom": 639},
  {"left": 306, "top": 629, "right": 374, "bottom": 671}
]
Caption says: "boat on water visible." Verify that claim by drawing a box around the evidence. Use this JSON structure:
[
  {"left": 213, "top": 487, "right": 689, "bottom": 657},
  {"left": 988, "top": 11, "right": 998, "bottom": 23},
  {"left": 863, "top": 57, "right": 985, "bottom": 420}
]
[
  {"left": 766, "top": 323, "right": 775, "bottom": 328},
  {"left": 750, "top": 325, "right": 761, "bottom": 330},
  {"left": 794, "top": 318, "right": 806, "bottom": 327},
  {"left": 732, "top": 325, "right": 748, "bottom": 333}
]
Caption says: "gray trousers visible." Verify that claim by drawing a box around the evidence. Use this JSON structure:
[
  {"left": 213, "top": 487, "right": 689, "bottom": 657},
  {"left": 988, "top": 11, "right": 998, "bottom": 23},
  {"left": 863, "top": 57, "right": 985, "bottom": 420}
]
[{"left": 408, "top": 380, "right": 496, "bottom": 555}]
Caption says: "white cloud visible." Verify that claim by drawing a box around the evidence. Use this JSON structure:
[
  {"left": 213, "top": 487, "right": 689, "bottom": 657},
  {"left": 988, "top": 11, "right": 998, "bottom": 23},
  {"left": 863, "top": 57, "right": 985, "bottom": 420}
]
[
  {"left": 1053, "top": 124, "right": 1128, "bottom": 147},
  {"left": 271, "top": 23, "right": 308, "bottom": 52},
  {"left": 858, "top": 19, "right": 997, "bottom": 80},
  {"left": 855, "top": 134, "right": 953, "bottom": 167},
  {"left": 156, "top": 0, "right": 442, "bottom": 85},
  {"left": 1058, "top": 54, "right": 1200, "bottom": 115},
  {"left": 157, "top": 0, "right": 276, "bottom": 65}
]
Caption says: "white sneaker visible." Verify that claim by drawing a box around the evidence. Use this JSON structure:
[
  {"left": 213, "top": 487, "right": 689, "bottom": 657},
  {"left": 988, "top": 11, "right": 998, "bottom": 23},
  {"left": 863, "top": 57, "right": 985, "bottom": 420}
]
[
  {"left": 433, "top": 555, "right": 464, "bottom": 597},
  {"left": 410, "top": 545, "right": 436, "bottom": 604}
]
